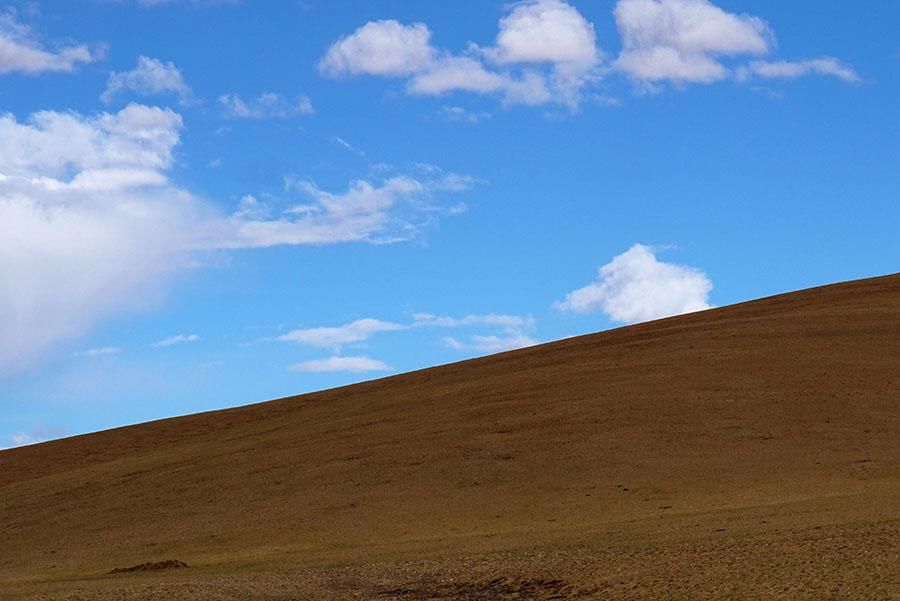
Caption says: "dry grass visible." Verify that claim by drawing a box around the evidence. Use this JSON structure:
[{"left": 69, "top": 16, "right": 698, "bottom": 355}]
[{"left": 1, "top": 274, "right": 899, "bottom": 600}]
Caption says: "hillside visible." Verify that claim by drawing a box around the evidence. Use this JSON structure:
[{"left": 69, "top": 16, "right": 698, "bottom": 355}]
[{"left": 1, "top": 274, "right": 899, "bottom": 600}]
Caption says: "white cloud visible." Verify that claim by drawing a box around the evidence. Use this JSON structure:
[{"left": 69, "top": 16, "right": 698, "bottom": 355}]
[
  {"left": 218, "top": 173, "right": 473, "bottom": 248},
  {"left": 737, "top": 58, "right": 860, "bottom": 83},
  {"left": 73, "top": 346, "right": 121, "bottom": 357},
  {"left": 1, "top": 429, "right": 64, "bottom": 450},
  {"left": 0, "top": 103, "right": 473, "bottom": 374},
  {"left": 0, "top": 10, "right": 100, "bottom": 75},
  {"left": 289, "top": 356, "right": 391, "bottom": 373},
  {"left": 0, "top": 103, "right": 183, "bottom": 177},
  {"left": 407, "top": 59, "right": 554, "bottom": 107},
  {"left": 154, "top": 333, "right": 199, "bottom": 347},
  {"left": 439, "top": 105, "right": 491, "bottom": 124},
  {"left": 219, "top": 92, "right": 314, "bottom": 118},
  {"left": 102, "top": 56, "right": 193, "bottom": 104},
  {"left": 277, "top": 318, "right": 406, "bottom": 349},
  {"left": 417, "top": 312, "right": 538, "bottom": 355},
  {"left": 555, "top": 244, "right": 713, "bottom": 324},
  {"left": 0, "top": 103, "right": 206, "bottom": 374},
  {"left": 322, "top": 1, "right": 856, "bottom": 99},
  {"left": 613, "top": 0, "right": 859, "bottom": 89},
  {"left": 614, "top": 0, "right": 772, "bottom": 84},
  {"left": 320, "top": 1, "right": 601, "bottom": 109},
  {"left": 333, "top": 136, "right": 364, "bottom": 156},
  {"left": 413, "top": 312, "right": 534, "bottom": 332},
  {"left": 319, "top": 20, "right": 435, "bottom": 77},
  {"left": 275, "top": 311, "right": 536, "bottom": 363},
  {"left": 444, "top": 334, "right": 538, "bottom": 353},
  {"left": 487, "top": 0, "right": 600, "bottom": 106},
  {"left": 408, "top": 56, "right": 506, "bottom": 96},
  {"left": 10, "top": 432, "right": 40, "bottom": 446},
  {"left": 490, "top": 0, "right": 599, "bottom": 66}
]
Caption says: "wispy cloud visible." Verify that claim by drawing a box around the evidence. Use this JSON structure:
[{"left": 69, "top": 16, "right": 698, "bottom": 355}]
[
  {"left": 269, "top": 313, "right": 538, "bottom": 372},
  {"left": 413, "top": 312, "right": 534, "bottom": 331},
  {"left": 154, "top": 334, "right": 200, "bottom": 347},
  {"left": 444, "top": 334, "right": 538, "bottom": 353},
  {"left": 419, "top": 312, "right": 538, "bottom": 354},
  {"left": 332, "top": 136, "right": 365, "bottom": 156},
  {"left": 289, "top": 356, "right": 390, "bottom": 373},
  {"left": 73, "top": 346, "right": 121, "bottom": 358},
  {"left": 216, "top": 170, "right": 477, "bottom": 249},
  {"left": 1, "top": 428, "right": 65, "bottom": 450},
  {"left": 275, "top": 312, "right": 534, "bottom": 351},
  {"left": 736, "top": 58, "right": 861, "bottom": 83},
  {"left": 275, "top": 311, "right": 537, "bottom": 370},
  {"left": 219, "top": 92, "right": 314, "bottom": 118},
  {"left": 277, "top": 319, "right": 406, "bottom": 350},
  {"left": 439, "top": 105, "right": 491, "bottom": 124}
]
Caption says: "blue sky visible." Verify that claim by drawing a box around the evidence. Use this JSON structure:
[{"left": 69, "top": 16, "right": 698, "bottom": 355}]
[{"left": 1, "top": 0, "right": 898, "bottom": 447}]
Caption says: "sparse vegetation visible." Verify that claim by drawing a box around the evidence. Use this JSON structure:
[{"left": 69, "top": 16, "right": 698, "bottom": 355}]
[{"left": 2, "top": 275, "right": 898, "bottom": 600}]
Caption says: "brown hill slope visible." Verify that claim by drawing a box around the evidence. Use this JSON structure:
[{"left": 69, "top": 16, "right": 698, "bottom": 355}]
[{"left": 1, "top": 274, "right": 899, "bottom": 600}]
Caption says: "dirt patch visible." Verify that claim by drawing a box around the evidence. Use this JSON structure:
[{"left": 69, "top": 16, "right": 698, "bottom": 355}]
[
  {"left": 378, "top": 576, "right": 597, "bottom": 600},
  {"left": 109, "top": 559, "right": 188, "bottom": 574}
]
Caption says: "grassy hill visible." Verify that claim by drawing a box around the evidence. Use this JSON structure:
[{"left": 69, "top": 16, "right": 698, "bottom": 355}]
[{"left": 2, "top": 274, "right": 898, "bottom": 600}]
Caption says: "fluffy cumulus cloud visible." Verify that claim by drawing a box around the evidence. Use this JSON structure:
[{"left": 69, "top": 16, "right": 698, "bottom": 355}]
[
  {"left": 219, "top": 92, "right": 314, "bottom": 118},
  {"left": 555, "top": 244, "right": 712, "bottom": 325},
  {"left": 0, "top": 104, "right": 183, "bottom": 176},
  {"left": 491, "top": 0, "right": 599, "bottom": 66},
  {"left": 613, "top": 0, "right": 859, "bottom": 87},
  {"left": 0, "top": 103, "right": 472, "bottom": 374},
  {"left": 102, "top": 56, "right": 193, "bottom": 104},
  {"left": 321, "top": 0, "right": 857, "bottom": 104},
  {"left": 614, "top": 0, "right": 772, "bottom": 84},
  {"left": 0, "top": 10, "right": 100, "bottom": 75},
  {"left": 322, "top": 0, "right": 857, "bottom": 102},
  {"left": 487, "top": 0, "right": 600, "bottom": 106},
  {"left": 289, "top": 356, "right": 391, "bottom": 373},
  {"left": 0, "top": 104, "right": 204, "bottom": 373},
  {"left": 319, "top": 20, "right": 435, "bottom": 77},
  {"left": 319, "top": 1, "right": 601, "bottom": 109}
]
